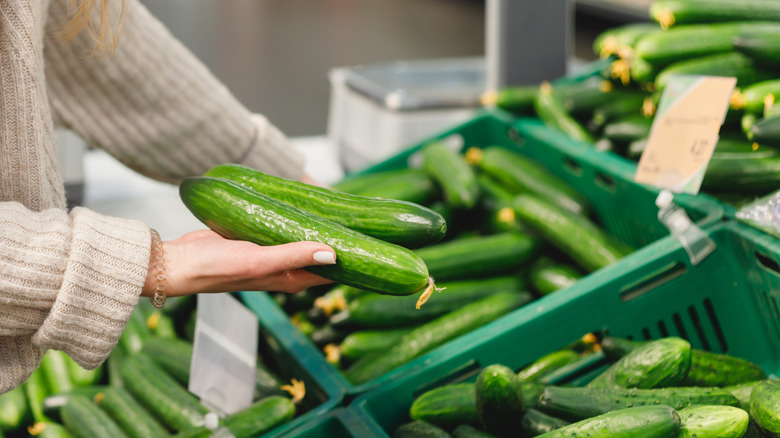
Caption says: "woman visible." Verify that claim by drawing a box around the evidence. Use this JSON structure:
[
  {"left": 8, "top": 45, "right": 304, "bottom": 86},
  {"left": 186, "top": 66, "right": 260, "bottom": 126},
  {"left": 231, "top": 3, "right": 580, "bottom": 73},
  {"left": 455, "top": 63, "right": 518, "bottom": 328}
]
[{"left": 0, "top": 0, "right": 336, "bottom": 394}]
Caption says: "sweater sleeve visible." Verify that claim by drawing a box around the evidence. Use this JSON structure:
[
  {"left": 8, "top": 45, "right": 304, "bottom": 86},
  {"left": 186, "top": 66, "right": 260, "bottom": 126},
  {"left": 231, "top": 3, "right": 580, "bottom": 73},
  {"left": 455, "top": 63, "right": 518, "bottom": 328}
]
[
  {"left": 0, "top": 203, "right": 150, "bottom": 394},
  {"left": 43, "top": 0, "right": 305, "bottom": 184}
]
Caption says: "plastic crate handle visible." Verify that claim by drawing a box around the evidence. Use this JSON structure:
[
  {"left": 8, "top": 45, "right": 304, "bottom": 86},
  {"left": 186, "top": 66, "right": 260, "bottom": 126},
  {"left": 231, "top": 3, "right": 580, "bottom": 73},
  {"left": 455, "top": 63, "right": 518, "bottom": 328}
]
[{"left": 657, "top": 190, "right": 716, "bottom": 266}]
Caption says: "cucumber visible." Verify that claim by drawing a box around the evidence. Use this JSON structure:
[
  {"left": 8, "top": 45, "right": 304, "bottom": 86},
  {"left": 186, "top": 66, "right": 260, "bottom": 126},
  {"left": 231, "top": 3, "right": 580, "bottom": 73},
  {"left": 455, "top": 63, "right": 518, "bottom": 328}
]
[
  {"left": 521, "top": 408, "right": 570, "bottom": 437},
  {"left": 535, "top": 405, "right": 681, "bottom": 438},
  {"left": 749, "top": 112, "right": 780, "bottom": 146},
  {"left": 635, "top": 22, "right": 759, "bottom": 66},
  {"left": 593, "top": 22, "right": 662, "bottom": 59},
  {"left": 511, "top": 194, "right": 631, "bottom": 273},
  {"left": 141, "top": 336, "right": 193, "bottom": 385},
  {"left": 118, "top": 309, "right": 151, "bottom": 355},
  {"left": 537, "top": 385, "right": 739, "bottom": 421},
  {"left": 475, "top": 364, "right": 523, "bottom": 434},
  {"left": 528, "top": 258, "right": 582, "bottom": 296},
  {"left": 205, "top": 163, "right": 447, "bottom": 248},
  {"left": 733, "top": 26, "right": 780, "bottom": 67},
  {"left": 344, "top": 292, "right": 526, "bottom": 384},
  {"left": 63, "top": 356, "right": 102, "bottom": 388},
  {"left": 339, "top": 326, "right": 417, "bottom": 361},
  {"left": 555, "top": 77, "right": 623, "bottom": 117},
  {"left": 179, "top": 177, "right": 433, "bottom": 296},
  {"left": 420, "top": 141, "right": 479, "bottom": 209},
  {"left": 533, "top": 82, "right": 596, "bottom": 145},
  {"left": 587, "top": 337, "right": 692, "bottom": 389},
  {"left": 677, "top": 405, "right": 749, "bottom": 438},
  {"left": 393, "top": 421, "right": 451, "bottom": 438},
  {"left": 415, "top": 232, "right": 540, "bottom": 282},
  {"left": 650, "top": 0, "right": 780, "bottom": 28},
  {"left": 726, "top": 380, "right": 763, "bottom": 411},
  {"left": 332, "top": 168, "right": 438, "bottom": 205},
  {"left": 98, "top": 387, "right": 170, "bottom": 438},
  {"left": 173, "top": 395, "right": 295, "bottom": 438},
  {"left": 29, "top": 422, "right": 74, "bottom": 438},
  {"left": 0, "top": 385, "right": 30, "bottom": 431},
  {"left": 681, "top": 349, "right": 767, "bottom": 387},
  {"left": 61, "top": 395, "right": 128, "bottom": 438},
  {"left": 119, "top": 354, "right": 208, "bottom": 431},
  {"left": 25, "top": 367, "right": 51, "bottom": 424},
  {"left": 750, "top": 379, "right": 780, "bottom": 436},
  {"left": 409, "top": 383, "right": 479, "bottom": 430},
  {"left": 469, "top": 146, "right": 589, "bottom": 216},
  {"left": 517, "top": 349, "right": 582, "bottom": 383},
  {"left": 602, "top": 114, "right": 653, "bottom": 143},
  {"left": 628, "top": 56, "right": 662, "bottom": 85},
  {"left": 331, "top": 275, "right": 528, "bottom": 328},
  {"left": 734, "top": 79, "right": 780, "bottom": 113},
  {"left": 492, "top": 84, "right": 538, "bottom": 114},
  {"left": 703, "top": 154, "right": 780, "bottom": 193},
  {"left": 106, "top": 347, "right": 126, "bottom": 387},
  {"left": 589, "top": 92, "right": 648, "bottom": 129},
  {"left": 655, "top": 52, "right": 776, "bottom": 91},
  {"left": 452, "top": 424, "right": 497, "bottom": 438},
  {"left": 598, "top": 336, "right": 645, "bottom": 360},
  {"left": 41, "top": 386, "right": 109, "bottom": 421},
  {"left": 40, "top": 350, "right": 74, "bottom": 395}
]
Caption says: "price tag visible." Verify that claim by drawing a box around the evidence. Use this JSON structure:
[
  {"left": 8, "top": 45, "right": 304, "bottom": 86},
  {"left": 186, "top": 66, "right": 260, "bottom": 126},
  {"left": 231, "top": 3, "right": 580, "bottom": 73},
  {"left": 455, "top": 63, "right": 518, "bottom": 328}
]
[
  {"left": 189, "top": 294, "right": 258, "bottom": 415},
  {"left": 634, "top": 75, "right": 736, "bottom": 194}
]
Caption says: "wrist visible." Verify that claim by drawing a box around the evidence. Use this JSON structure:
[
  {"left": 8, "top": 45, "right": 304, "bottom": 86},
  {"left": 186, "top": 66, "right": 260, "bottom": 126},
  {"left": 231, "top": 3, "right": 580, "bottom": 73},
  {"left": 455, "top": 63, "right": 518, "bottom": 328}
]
[{"left": 142, "top": 229, "right": 168, "bottom": 307}]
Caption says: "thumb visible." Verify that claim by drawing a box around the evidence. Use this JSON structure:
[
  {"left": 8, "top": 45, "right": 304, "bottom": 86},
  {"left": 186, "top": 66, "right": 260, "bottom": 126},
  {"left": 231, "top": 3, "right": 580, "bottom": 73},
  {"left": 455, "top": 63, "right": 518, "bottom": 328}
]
[{"left": 261, "top": 241, "right": 337, "bottom": 272}]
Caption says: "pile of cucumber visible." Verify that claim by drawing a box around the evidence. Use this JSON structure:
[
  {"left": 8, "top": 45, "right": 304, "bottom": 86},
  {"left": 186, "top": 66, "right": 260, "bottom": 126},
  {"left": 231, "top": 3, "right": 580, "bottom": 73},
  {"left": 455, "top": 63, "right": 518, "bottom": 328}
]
[
  {"left": 490, "top": 0, "right": 780, "bottom": 207},
  {"left": 397, "top": 334, "right": 779, "bottom": 438},
  {"left": 0, "top": 297, "right": 301, "bottom": 438},
  {"left": 255, "top": 142, "right": 632, "bottom": 385}
]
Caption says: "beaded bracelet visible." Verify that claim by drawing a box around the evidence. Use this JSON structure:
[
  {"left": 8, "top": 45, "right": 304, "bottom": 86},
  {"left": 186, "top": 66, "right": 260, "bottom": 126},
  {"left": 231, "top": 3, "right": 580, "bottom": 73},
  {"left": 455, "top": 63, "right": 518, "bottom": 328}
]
[{"left": 149, "top": 228, "right": 167, "bottom": 308}]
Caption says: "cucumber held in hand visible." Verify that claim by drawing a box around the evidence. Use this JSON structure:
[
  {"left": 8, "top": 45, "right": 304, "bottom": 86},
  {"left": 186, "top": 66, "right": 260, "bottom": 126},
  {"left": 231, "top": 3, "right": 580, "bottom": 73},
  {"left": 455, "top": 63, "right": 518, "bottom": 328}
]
[
  {"left": 179, "top": 177, "right": 434, "bottom": 296},
  {"left": 204, "top": 163, "right": 446, "bottom": 248}
]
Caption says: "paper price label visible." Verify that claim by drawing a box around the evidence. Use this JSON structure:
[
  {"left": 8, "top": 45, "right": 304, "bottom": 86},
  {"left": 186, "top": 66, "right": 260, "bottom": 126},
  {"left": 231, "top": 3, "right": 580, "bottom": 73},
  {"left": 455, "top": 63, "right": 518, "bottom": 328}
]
[{"left": 634, "top": 75, "right": 736, "bottom": 194}]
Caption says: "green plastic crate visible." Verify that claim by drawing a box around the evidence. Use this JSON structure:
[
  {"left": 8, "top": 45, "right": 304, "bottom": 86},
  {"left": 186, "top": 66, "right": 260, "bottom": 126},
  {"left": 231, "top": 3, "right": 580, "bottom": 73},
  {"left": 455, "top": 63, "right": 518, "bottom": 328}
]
[
  {"left": 238, "top": 292, "right": 344, "bottom": 438},
  {"left": 349, "top": 220, "right": 780, "bottom": 436},
  {"left": 275, "top": 408, "right": 375, "bottom": 438}
]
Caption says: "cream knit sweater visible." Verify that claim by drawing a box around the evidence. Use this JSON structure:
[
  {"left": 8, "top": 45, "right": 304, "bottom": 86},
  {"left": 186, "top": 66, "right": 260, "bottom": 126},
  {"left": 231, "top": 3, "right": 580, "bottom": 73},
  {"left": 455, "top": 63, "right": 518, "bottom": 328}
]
[{"left": 0, "top": 0, "right": 305, "bottom": 393}]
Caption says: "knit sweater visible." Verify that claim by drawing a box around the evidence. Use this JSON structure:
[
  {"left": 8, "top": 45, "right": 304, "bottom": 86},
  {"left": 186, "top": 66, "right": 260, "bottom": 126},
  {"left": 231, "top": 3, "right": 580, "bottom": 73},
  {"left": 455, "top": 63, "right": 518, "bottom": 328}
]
[{"left": 0, "top": 0, "right": 305, "bottom": 394}]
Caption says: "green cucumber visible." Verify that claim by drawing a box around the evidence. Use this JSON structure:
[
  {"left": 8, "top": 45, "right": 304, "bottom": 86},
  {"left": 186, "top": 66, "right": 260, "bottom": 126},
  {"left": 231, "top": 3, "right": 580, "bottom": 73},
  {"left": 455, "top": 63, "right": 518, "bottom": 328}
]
[
  {"left": 205, "top": 163, "right": 447, "bottom": 248},
  {"left": 332, "top": 168, "right": 438, "bottom": 205},
  {"left": 750, "top": 379, "right": 780, "bottom": 436},
  {"left": 98, "top": 387, "right": 170, "bottom": 438},
  {"left": 587, "top": 337, "right": 691, "bottom": 389},
  {"left": 749, "top": 112, "right": 780, "bottom": 146},
  {"left": 535, "top": 405, "right": 681, "bottom": 438},
  {"left": 734, "top": 79, "right": 780, "bottom": 113},
  {"left": 119, "top": 354, "right": 208, "bottom": 431},
  {"left": 681, "top": 349, "right": 767, "bottom": 387},
  {"left": 528, "top": 258, "right": 583, "bottom": 296},
  {"left": 521, "top": 409, "right": 570, "bottom": 437},
  {"left": 476, "top": 174, "right": 517, "bottom": 210},
  {"left": 555, "top": 77, "right": 624, "bottom": 117},
  {"left": 332, "top": 275, "right": 527, "bottom": 328},
  {"left": 492, "top": 84, "right": 538, "bottom": 114},
  {"left": 635, "top": 22, "right": 755, "bottom": 65},
  {"left": 393, "top": 421, "right": 451, "bottom": 438},
  {"left": 602, "top": 114, "right": 653, "bottom": 143},
  {"left": 0, "top": 385, "right": 30, "bottom": 431},
  {"left": 537, "top": 385, "right": 739, "bottom": 421},
  {"left": 106, "top": 347, "right": 126, "bottom": 387},
  {"left": 25, "top": 367, "right": 51, "bottom": 424},
  {"left": 598, "top": 336, "right": 645, "bottom": 360},
  {"left": 469, "top": 146, "right": 589, "bottom": 216},
  {"left": 173, "top": 395, "right": 295, "bottom": 438},
  {"left": 517, "top": 349, "right": 582, "bottom": 383},
  {"left": 628, "top": 56, "right": 662, "bottom": 85},
  {"left": 180, "top": 176, "right": 433, "bottom": 296},
  {"left": 533, "top": 82, "right": 596, "bottom": 145},
  {"left": 677, "top": 405, "right": 749, "bottom": 438},
  {"left": 703, "top": 154, "right": 780, "bottom": 193},
  {"left": 589, "top": 92, "right": 648, "bottom": 129},
  {"left": 60, "top": 395, "right": 128, "bottom": 438},
  {"left": 40, "top": 350, "right": 74, "bottom": 395},
  {"left": 141, "top": 336, "right": 193, "bottom": 385},
  {"left": 339, "top": 326, "right": 417, "bottom": 361},
  {"left": 650, "top": 0, "right": 780, "bottom": 28},
  {"left": 726, "top": 380, "right": 763, "bottom": 411},
  {"left": 63, "top": 356, "right": 102, "bottom": 388},
  {"left": 409, "top": 383, "right": 479, "bottom": 430},
  {"left": 452, "top": 424, "right": 497, "bottom": 438},
  {"left": 475, "top": 364, "right": 523, "bottom": 434},
  {"left": 118, "top": 309, "right": 151, "bottom": 355},
  {"left": 593, "top": 22, "right": 662, "bottom": 59},
  {"left": 344, "top": 292, "right": 526, "bottom": 385},
  {"left": 511, "top": 194, "right": 631, "bottom": 273},
  {"left": 655, "top": 52, "right": 775, "bottom": 91},
  {"left": 41, "top": 386, "right": 109, "bottom": 421},
  {"left": 415, "top": 232, "right": 540, "bottom": 282},
  {"left": 734, "top": 26, "right": 780, "bottom": 67},
  {"left": 420, "top": 141, "right": 479, "bottom": 209},
  {"left": 30, "top": 422, "right": 74, "bottom": 438}
]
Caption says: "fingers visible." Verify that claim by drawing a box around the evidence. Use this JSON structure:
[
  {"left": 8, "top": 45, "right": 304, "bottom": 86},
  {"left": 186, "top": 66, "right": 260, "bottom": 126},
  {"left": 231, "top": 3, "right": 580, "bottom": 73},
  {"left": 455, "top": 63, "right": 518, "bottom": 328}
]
[{"left": 258, "top": 241, "right": 337, "bottom": 273}]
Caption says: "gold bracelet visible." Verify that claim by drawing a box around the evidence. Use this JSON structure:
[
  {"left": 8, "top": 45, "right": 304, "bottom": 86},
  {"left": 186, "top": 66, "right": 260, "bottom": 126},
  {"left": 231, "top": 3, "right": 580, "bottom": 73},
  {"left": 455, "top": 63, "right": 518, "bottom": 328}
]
[{"left": 149, "top": 228, "right": 167, "bottom": 308}]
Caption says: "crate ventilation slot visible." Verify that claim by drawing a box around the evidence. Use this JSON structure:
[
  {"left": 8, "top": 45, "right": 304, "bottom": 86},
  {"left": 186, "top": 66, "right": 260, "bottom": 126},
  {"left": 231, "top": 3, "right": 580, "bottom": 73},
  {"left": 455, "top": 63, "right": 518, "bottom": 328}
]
[
  {"left": 760, "top": 290, "right": 780, "bottom": 337},
  {"left": 635, "top": 301, "right": 727, "bottom": 353},
  {"left": 755, "top": 251, "right": 780, "bottom": 277},
  {"left": 619, "top": 262, "right": 686, "bottom": 302}
]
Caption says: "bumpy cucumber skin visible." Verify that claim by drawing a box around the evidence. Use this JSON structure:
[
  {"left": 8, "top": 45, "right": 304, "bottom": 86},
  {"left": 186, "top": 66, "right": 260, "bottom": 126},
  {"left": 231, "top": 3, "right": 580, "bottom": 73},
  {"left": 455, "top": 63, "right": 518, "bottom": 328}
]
[
  {"left": 61, "top": 395, "right": 128, "bottom": 438},
  {"left": 511, "top": 194, "right": 630, "bottom": 273},
  {"left": 452, "top": 424, "right": 498, "bottom": 438},
  {"left": 205, "top": 164, "right": 446, "bottom": 248},
  {"left": 476, "top": 364, "right": 524, "bottom": 434},
  {"left": 535, "top": 405, "right": 681, "bottom": 438},
  {"left": 98, "top": 387, "right": 169, "bottom": 438},
  {"left": 522, "top": 408, "right": 571, "bottom": 436},
  {"left": 179, "top": 177, "right": 430, "bottom": 296},
  {"left": 538, "top": 386, "right": 739, "bottom": 421},
  {"left": 475, "top": 147, "right": 589, "bottom": 216},
  {"left": 677, "top": 405, "right": 749, "bottom": 438},
  {"left": 681, "top": 349, "right": 767, "bottom": 387},
  {"left": 393, "top": 421, "right": 451, "bottom": 438},
  {"left": 409, "top": 383, "right": 479, "bottom": 430},
  {"left": 421, "top": 141, "right": 479, "bottom": 209},
  {"left": 750, "top": 379, "right": 780, "bottom": 436},
  {"left": 587, "top": 337, "right": 691, "bottom": 389},
  {"left": 332, "top": 168, "right": 437, "bottom": 205},
  {"left": 345, "top": 293, "right": 526, "bottom": 385}
]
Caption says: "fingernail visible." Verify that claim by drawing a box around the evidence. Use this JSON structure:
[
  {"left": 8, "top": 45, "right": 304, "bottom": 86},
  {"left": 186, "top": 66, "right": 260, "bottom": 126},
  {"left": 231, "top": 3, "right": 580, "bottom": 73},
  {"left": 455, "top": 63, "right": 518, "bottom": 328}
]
[{"left": 313, "top": 251, "right": 336, "bottom": 264}]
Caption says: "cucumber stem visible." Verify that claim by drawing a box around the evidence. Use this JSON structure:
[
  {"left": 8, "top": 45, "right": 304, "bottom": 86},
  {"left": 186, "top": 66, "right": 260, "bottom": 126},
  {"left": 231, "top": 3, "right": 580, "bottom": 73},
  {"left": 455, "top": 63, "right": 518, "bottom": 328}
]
[
  {"left": 323, "top": 344, "right": 341, "bottom": 366},
  {"left": 280, "top": 379, "right": 306, "bottom": 404},
  {"left": 415, "top": 277, "right": 444, "bottom": 310}
]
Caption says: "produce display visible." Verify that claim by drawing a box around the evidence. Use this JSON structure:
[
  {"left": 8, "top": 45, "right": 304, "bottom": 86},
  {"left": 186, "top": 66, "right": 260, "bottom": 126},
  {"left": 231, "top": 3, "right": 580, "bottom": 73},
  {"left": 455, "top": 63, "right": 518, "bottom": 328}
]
[
  {"left": 487, "top": 0, "right": 780, "bottom": 209},
  {"left": 0, "top": 297, "right": 306, "bottom": 438},
  {"left": 396, "top": 334, "right": 777, "bottom": 438}
]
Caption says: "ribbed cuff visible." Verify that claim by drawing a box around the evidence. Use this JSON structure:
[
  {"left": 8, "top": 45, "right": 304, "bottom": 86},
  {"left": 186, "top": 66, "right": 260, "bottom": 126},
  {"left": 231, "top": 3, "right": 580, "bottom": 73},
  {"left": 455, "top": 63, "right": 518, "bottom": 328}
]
[
  {"left": 239, "top": 114, "right": 306, "bottom": 181},
  {"left": 32, "top": 208, "right": 151, "bottom": 369}
]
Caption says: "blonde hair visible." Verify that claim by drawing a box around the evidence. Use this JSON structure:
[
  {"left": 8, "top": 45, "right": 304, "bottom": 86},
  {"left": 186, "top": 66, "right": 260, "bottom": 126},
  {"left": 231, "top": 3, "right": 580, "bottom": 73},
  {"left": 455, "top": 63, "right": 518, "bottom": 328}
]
[{"left": 60, "top": 0, "right": 127, "bottom": 56}]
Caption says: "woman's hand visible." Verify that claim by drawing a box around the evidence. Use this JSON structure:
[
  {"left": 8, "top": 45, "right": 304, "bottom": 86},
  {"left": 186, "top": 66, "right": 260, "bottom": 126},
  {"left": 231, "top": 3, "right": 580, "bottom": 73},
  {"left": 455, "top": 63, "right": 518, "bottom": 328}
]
[{"left": 141, "top": 229, "right": 336, "bottom": 297}]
